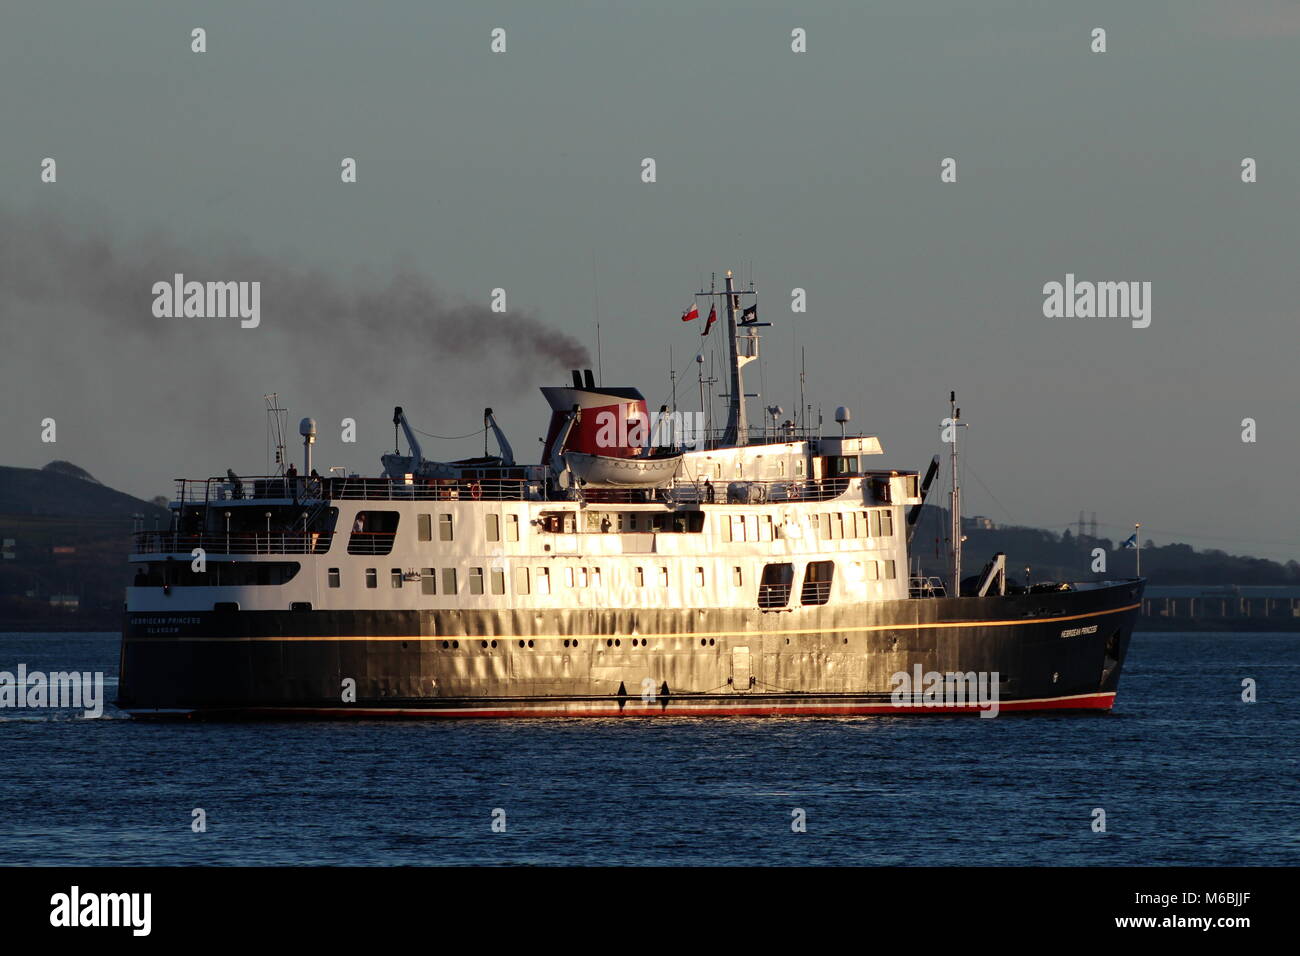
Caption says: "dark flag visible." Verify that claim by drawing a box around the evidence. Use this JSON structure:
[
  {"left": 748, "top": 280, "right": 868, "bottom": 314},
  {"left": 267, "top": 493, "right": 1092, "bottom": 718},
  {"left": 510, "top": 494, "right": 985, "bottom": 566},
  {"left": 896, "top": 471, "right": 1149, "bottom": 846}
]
[
  {"left": 740, "top": 304, "right": 758, "bottom": 324},
  {"left": 702, "top": 304, "right": 717, "bottom": 336}
]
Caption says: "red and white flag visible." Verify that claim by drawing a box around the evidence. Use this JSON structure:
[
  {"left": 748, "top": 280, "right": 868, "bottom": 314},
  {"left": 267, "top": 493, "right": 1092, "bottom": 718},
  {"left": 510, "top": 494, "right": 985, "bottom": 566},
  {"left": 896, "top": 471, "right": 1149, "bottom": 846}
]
[
  {"left": 701, "top": 304, "right": 717, "bottom": 336},
  {"left": 680, "top": 302, "right": 699, "bottom": 322}
]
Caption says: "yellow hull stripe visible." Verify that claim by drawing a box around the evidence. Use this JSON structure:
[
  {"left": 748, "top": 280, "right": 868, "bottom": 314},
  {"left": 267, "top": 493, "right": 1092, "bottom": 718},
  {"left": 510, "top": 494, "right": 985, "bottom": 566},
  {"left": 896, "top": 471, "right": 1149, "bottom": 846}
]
[{"left": 124, "top": 602, "right": 1141, "bottom": 643}]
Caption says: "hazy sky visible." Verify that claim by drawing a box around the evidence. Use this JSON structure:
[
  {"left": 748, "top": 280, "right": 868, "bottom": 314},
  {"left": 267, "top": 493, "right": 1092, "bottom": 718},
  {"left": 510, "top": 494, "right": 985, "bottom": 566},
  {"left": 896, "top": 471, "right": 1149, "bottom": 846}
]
[{"left": 2, "top": 1, "right": 1297, "bottom": 560}]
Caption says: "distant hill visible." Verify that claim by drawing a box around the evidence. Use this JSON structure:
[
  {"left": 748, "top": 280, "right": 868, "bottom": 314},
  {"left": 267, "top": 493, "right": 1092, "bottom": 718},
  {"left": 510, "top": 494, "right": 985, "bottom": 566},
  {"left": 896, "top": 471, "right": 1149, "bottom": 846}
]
[
  {"left": 0, "top": 463, "right": 168, "bottom": 518},
  {"left": 0, "top": 463, "right": 170, "bottom": 630}
]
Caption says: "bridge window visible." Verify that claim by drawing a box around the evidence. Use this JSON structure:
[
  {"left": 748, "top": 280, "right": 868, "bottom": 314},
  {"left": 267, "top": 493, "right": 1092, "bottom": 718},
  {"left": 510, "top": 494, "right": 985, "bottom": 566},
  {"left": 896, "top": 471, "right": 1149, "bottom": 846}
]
[
  {"left": 438, "top": 513, "right": 454, "bottom": 542},
  {"left": 421, "top": 568, "right": 436, "bottom": 595},
  {"left": 469, "top": 567, "right": 484, "bottom": 595},
  {"left": 391, "top": 568, "right": 402, "bottom": 588},
  {"left": 801, "top": 561, "right": 835, "bottom": 605},
  {"left": 515, "top": 567, "right": 530, "bottom": 594},
  {"left": 883, "top": 560, "right": 896, "bottom": 580},
  {"left": 417, "top": 513, "right": 432, "bottom": 542},
  {"left": 490, "top": 568, "right": 505, "bottom": 595},
  {"left": 327, "top": 568, "right": 340, "bottom": 588},
  {"left": 758, "top": 563, "right": 794, "bottom": 608},
  {"left": 506, "top": 514, "right": 520, "bottom": 542},
  {"left": 881, "top": 511, "right": 894, "bottom": 537},
  {"left": 830, "top": 456, "right": 859, "bottom": 477},
  {"left": 536, "top": 567, "right": 550, "bottom": 595},
  {"left": 365, "top": 568, "right": 377, "bottom": 589},
  {"left": 486, "top": 514, "right": 500, "bottom": 542}
]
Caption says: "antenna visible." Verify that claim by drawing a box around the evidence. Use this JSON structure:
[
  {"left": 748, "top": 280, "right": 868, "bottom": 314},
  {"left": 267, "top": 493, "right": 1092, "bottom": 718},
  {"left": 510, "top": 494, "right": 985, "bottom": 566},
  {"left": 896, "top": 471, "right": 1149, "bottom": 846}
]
[
  {"left": 591, "top": 250, "right": 603, "bottom": 386},
  {"left": 948, "top": 390, "right": 970, "bottom": 596}
]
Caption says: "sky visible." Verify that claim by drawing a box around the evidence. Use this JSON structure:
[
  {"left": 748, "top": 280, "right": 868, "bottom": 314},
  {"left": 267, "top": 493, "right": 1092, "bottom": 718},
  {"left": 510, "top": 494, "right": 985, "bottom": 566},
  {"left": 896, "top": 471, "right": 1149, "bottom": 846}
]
[{"left": 1, "top": 0, "right": 1297, "bottom": 561}]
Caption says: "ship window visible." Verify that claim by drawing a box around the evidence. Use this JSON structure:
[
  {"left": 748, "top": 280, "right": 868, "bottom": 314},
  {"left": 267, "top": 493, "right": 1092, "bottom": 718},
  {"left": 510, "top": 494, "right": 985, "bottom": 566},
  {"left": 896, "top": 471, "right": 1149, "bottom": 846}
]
[
  {"left": 515, "top": 567, "right": 530, "bottom": 594},
  {"left": 506, "top": 514, "right": 520, "bottom": 542},
  {"left": 592, "top": 567, "right": 601, "bottom": 588},
  {"left": 866, "top": 560, "right": 879, "bottom": 580},
  {"left": 442, "top": 567, "right": 458, "bottom": 595},
  {"left": 758, "top": 563, "right": 794, "bottom": 608},
  {"left": 469, "top": 567, "right": 484, "bottom": 595},
  {"left": 746, "top": 515, "right": 758, "bottom": 541},
  {"left": 720, "top": 514, "right": 732, "bottom": 542},
  {"left": 657, "top": 566, "right": 669, "bottom": 587},
  {"left": 905, "top": 475, "right": 919, "bottom": 498},
  {"left": 328, "top": 568, "right": 340, "bottom": 588},
  {"left": 422, "top": 568, "right": 436, "bottom": 595},
  {"left": 365, "top": 568, "right": 377, "bottom": 589},
  {"left": 801, "top": 561, "right": 835, "bottom": 605},
  {"left": 870, "top": 511, "right": 881, "bottom": 538},
  {"left": 634, "top": 566, "right": 644, "bottom": 587},
  {"left": 490, "top": 568, "right": 505, "bottom": 595},
  {"left": 417, "top": 513, "right": 432, "bottom": 542},
  {"left": 486, "top": 514, "right": 500, "bottom": 542},
  {"left": 733, "top": 566, "right": 743, "bottom": 587},
  {"left": 881, "top": 511, "right": 894, "bottom": 537},
  {"left": 348, "top": 511, "right": 399, "bottom": 555},
  {"left": 695, "top": 566, "right": 705, "bottom": 587},
  {"left": 819, "top": 513, "right": 831, "bottom": 539},
  {"left": 576, "top": 567, "right": 588, "bottom": 588},
  {"left": 883, "top": 560, "right": 896, "bottom": 580},
  {"left": 761, "top": 515, "right": 773, "bottom": 541},
  {"left": 830, "top": 513, "right": 843, "bottom": 540},
  {"left": 796, "top": 460, "right": 805, "bottom": 476},
  {"left": 536, "top": 567, "right": 550, "bottom": 595},
  {"left": 438, "top": 513, "right": 454, "bottom": 541},
  {"left": 565, "top": 567, "right": 575, "bottom": 588},
  {"left": 391, "top": 568, "right": 402, "bottom": 588}
]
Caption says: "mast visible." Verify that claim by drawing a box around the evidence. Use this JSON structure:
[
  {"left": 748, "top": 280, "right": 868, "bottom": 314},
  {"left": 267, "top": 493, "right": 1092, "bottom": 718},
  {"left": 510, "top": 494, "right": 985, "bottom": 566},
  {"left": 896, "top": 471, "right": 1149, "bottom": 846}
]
[
  {"left": 949, "top": 390, "right": 964, "bottom": 596},
  {"left": 694, "top": 269, "right": 763, "bottom": 447}
]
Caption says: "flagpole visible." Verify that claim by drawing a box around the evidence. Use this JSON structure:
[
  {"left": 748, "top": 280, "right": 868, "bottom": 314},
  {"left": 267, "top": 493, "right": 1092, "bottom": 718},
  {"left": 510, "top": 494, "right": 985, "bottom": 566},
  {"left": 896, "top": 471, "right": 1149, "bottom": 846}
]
[{"left": 1135, "top": 522, "right": 1141, "bottom": 577}]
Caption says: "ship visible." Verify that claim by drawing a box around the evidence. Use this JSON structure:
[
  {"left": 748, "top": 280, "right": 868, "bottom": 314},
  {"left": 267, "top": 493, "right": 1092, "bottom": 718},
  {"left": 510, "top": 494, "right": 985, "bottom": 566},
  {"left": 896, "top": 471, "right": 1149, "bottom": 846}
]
[{"left": 117, "top": 270, "right": 1143, "bottom": 718}]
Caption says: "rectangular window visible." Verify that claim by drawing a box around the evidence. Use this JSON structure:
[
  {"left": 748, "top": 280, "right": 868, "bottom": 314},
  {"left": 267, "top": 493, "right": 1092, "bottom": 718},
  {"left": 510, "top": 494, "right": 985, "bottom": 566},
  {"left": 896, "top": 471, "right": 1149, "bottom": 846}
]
[
  {"left": 746, "top": 515, "right": 758, "bottom": 542},
  {"left": 830, "top": 513, "right": 843, "bottom": 540},
  {"left": 486, "top": 514, "right": 500, "bottom": 542},
  {"left": 634, "top": 566, "right": 644, "bottom": 587},
  {"left": 883, "top": 560, "right": 896, "bottom": 580},
  {"left": 695, "top": 566, "right": 705, "bottom": 587},
  {"left": 441, "top": 567, "right": 458, "bottom": 595},
  {"left": 348, "top": 511, "right": 400, "bottom": 555},
  {"left": 327, "top": 568, "right": 340, "bottom": 588},
  {"left": 870, "top": 511, "right": 882, "bottom": 538},
  {"left": 733, "top": 566, "right": 743, "bottom": 587},
  {"left": 564, "top": 567, "right": 575, "bottom": 588},
  {"left": 469, "top": 567, "right": 484, "bottom": 595},
  {"left": 880, "top": 510, "right": 894, "bottom": 537},
  {"left": 417, "top": 513, "right": 432, "bottom": 542},
  {"left": 514, "top": 566, "right": 530, "bottom": 594},
  {"left": 592, "top": 567, "right": 602, "bottom": 588},
  {"left": 490, "top": 567, "right": 505, "bottom": 595},
  {"left": 421, "top": 568, "right": 436, "bottom": 595},
  {"left": 365, "top": 568, "right": 377, "bottom": 589},
  {"left": 536, "top": 567, "right": 550, "bottom": 595},
  {"left": 577, "top": 566, "right": 588, "bottom": 588},
  {"left": 819, "top": 513, "right": 831, "bottom": 539},
  {"left": 438, "top": 513, "right": 453, "bottom": 542},
  {"left": 721, "top": 514, "right": 732, "bottom": 542},
  {"left": 391, "top": 568, "right": 402, "bottom": 588},
  {"left": 761, "top": 515, "right": 774, "bottom": 541},
  {"left": 657, "top": 566, "right": 669, "bottom": 587},
  {"left": 506, "top": 514, "right": 520, "bottom": 542},
  {"left": 905, "top": 475, "right": 919, "bottom": 498},
  {"left": 758, "top": 562, "right": 794, "bottom": 608},
  {"left": 866, "top": 560, "right": 879, "bottom": 581},
  {"left": 801, "top": 560, "right": 835, "bottom": 605}
]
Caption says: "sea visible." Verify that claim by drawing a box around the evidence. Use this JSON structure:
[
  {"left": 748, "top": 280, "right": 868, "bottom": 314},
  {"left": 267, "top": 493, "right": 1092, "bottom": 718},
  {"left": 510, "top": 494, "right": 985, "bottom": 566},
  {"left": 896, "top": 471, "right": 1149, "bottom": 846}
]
[{"left": 0, "top": 631, "right": 1294, "bottom": 866}]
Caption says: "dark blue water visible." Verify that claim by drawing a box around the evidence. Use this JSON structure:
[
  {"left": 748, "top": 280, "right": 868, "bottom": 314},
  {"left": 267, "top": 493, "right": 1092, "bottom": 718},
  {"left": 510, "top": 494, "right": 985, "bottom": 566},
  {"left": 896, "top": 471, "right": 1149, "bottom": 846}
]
[{"left": 0, "top": 631, "right": 1294, "bottom": 865}]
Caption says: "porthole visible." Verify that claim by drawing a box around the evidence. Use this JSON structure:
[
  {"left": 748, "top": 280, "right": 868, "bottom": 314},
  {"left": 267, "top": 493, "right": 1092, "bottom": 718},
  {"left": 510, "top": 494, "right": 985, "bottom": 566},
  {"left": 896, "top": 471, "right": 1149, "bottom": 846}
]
[
  {"left": 615, "top": 639, "right": 621, "bottom": 647},
  {"left": 528, "top": 640, "right": 535, "bottom": 648},
  {"left": 607, "top": 639, "right": 614, "bottom": 647},
  {"left": 452, "top": 640, "right": 459, "bottom": 649},
  {"left": 709, "top": 638, "right": 716, "bottom": 646},
  {"left": 700, "top": 638, "right": 707, "bottom": 646},
  {"left": 518, "top": 640, "right": 526, "bottom": 648},
  {"left": 491, "top": 640, "right": 498, "bottom": 648},
  {"left": 442, "top": 640, "right": 449, "bottom": 649},
  {"left": 481, "top": 640, "right": 488, "bottom": 648}
]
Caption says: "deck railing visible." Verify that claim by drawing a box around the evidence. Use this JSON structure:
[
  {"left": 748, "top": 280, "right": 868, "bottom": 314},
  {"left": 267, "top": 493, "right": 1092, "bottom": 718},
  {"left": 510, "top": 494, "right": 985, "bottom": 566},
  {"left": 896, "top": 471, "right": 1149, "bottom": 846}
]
[{"left": 131, "top": 530, "right": 333, "bottom": 555}]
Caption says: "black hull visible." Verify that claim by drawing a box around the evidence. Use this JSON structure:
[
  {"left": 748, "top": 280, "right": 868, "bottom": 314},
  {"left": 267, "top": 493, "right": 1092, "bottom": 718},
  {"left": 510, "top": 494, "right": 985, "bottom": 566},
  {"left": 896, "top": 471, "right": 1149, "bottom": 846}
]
[{"left": 117, "top": 580, "right": 1143, "bottom": 718}]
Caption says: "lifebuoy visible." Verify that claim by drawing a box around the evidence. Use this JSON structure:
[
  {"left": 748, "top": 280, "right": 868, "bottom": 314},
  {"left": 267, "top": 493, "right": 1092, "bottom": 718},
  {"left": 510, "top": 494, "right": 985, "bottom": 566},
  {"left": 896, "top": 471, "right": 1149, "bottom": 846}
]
[{"left": 470, "top": 481, "right": 483, "bottom": 500}]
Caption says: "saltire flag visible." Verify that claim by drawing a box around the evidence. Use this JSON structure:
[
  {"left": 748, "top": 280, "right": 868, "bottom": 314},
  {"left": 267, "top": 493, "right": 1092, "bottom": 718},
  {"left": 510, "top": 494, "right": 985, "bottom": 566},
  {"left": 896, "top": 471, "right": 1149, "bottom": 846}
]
[
  {"left": 1121, "top": 533, "right": 1137, "bottom": 549},
  {"left": 740, "top": 304, "right": 758, "bottom": 323},
  {"left": 681, "top": 303, "right": 699, "bottom": 322},
  {"left": 701, "top": 304, "right": 717, "bottom": 336}
]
